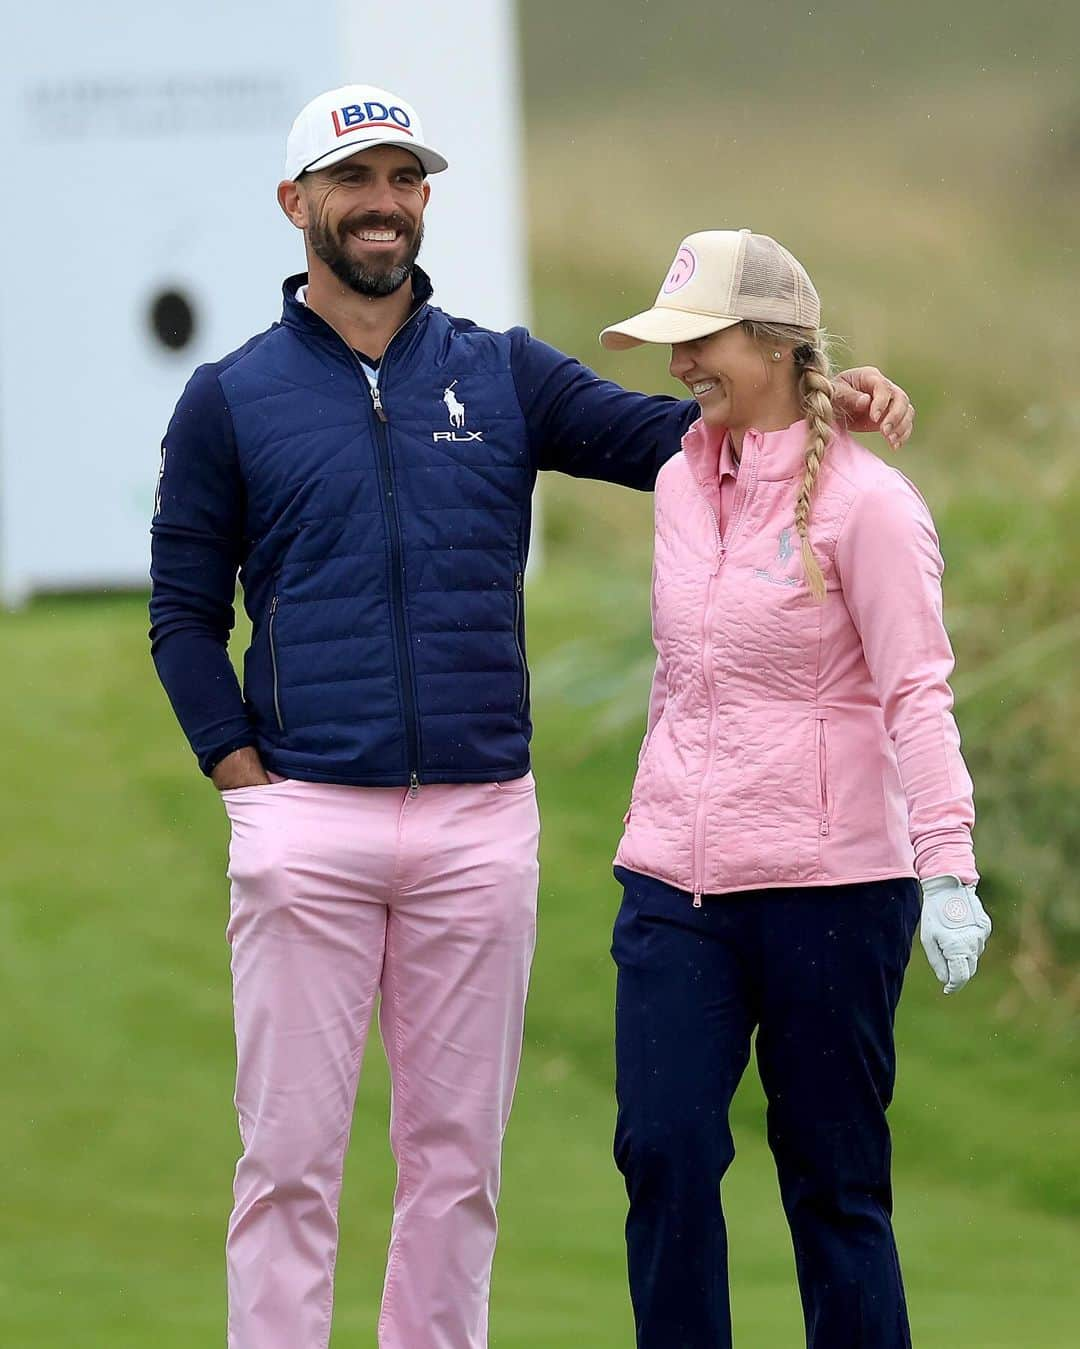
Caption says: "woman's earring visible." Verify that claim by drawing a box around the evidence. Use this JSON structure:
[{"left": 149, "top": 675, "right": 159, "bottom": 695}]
[{"left": 771, "top": 350, "right": 782, "bottom": 361}]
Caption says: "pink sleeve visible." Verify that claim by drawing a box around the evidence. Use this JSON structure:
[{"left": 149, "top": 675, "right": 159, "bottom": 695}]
[{"left": 835, "top": 476, "right": 978, "bottom": 883}]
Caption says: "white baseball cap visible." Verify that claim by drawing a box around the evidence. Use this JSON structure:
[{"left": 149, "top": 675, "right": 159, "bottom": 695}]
[
  {"left": 284, "top": 83, "right": 449, "bottom": 180},
  {"left": 600, "top": 229, "right": 820, "bottom": 349}
]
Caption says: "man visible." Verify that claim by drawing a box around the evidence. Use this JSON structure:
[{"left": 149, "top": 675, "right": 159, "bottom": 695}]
[{"left": 149, "top": 83, "right": 914, "bottom": 1349}]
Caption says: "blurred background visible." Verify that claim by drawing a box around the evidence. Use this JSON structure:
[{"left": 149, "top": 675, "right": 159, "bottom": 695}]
[{"left": 2, "top": 1, "right": 1078, "bottom": 1344}]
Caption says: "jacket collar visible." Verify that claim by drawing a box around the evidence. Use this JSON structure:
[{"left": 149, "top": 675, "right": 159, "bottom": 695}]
[
  {"left": 682, "top": 415, "right": 814, "bottom": 485},
  {"left": 279, "top": 265, "right": 435, "bottom": 350}
]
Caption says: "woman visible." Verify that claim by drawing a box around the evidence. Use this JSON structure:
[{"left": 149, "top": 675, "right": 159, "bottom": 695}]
[{"left": 598, "top": 230, "right": 992, "bottom": 1348}]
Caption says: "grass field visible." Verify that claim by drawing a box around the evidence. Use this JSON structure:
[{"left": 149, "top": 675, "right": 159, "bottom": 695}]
[
  {"left": 4, "top": 3, "right": 1080, "bottom": 1341},
  {"left": 2, "top": 578, "right": 1078, "bottom": 1346}
]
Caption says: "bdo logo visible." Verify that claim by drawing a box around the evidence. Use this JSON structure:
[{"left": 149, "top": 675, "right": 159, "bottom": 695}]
[{"left": 331, "top": 102, "right": 414, "bottom": 138}]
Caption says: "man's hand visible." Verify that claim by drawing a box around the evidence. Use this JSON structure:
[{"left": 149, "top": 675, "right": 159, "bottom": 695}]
[
  {"left": 834, "top": 366, "right": 914, "bottom": 452},
  {"left": 920, "top": 875, "right": 992, "bottom": 995},
  {"left": 212, "top": 746, "right": 271, "bottom": 792}
]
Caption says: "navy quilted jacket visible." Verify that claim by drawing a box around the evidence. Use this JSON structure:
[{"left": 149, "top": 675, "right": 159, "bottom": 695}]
[{"left": 149, "top": 270, "right": 694, "bottom": 786}]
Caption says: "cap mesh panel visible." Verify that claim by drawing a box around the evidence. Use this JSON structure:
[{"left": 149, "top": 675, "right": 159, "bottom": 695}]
[{"left": 736, "top": 234, "right": 820, "bottom": 327}]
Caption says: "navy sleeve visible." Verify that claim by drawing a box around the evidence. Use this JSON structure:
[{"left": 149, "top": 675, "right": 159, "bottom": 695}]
[
  {"left": 148, "top": 365, "right": 256, "bottom": 777},
  {"left": 508, "top": 328, "right": 696, "bottom": 490}
]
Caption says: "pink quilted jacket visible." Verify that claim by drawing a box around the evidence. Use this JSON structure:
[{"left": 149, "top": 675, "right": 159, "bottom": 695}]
[{"left": 614, "top": 416, "right": 978, "bottom": 902}]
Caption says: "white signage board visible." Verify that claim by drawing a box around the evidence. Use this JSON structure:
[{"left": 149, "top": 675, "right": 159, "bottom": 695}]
[{"left": 0, "top": 0, "right": 528, "bottom": 606}]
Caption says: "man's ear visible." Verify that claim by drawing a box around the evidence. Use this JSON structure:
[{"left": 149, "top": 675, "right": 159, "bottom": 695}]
[{"left": 277, "top": 179, "right": 307, "bottom": 230}]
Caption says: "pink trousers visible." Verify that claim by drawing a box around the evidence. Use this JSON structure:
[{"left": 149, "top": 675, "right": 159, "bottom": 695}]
[{"left": 221, "top": 772, "right": 541, "bottom": 1349}]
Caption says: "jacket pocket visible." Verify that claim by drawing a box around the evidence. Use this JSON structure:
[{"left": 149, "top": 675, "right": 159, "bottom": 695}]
[
  {"left": 268, "top": 594, "right": 286, "bottom": 733},
  {"left": 815, "top": 713, "right": 830, "bottom": 837},
  {"left": 513, "top": 571, "right": 528, "bottom": 714}
]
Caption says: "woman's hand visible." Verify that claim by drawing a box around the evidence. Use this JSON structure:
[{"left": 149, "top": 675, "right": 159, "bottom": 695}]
[
  {"left": 834, "top": 367, "right": 915, "bottom": 451},
  {"left": 920, "top": 876, "right": 992, "bottom": 994}
]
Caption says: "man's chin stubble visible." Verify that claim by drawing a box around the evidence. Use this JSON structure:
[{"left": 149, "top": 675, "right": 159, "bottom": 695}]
[
  {"left": 336, "top": 260, "right": 412, "bottom": 298},
  {"left": 310, "top": 221, "right": 423, "bottom": 300}
]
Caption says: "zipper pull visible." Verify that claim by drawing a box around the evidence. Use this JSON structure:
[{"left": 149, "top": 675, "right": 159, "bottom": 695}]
[
  {"left": 371, "top": 384, "right": 388, "bottom": 422},
  {"left": 692, "top": 890, "right": 703, "bottom": 909},
  {"left": 270, "top": 595, "right": 278, "bottom": 614},
  {"left": 409, "top": 771, "right": 420, "bottom": 799}
]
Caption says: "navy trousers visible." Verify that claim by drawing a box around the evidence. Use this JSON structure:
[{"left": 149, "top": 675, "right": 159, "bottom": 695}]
[{"left": 611, "top": 866, "right": 921, "bottom": 1349}]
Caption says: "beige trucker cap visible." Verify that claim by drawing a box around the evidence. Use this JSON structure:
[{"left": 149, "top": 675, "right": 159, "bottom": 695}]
[{"left": 600, "top": 229, "right": 820, "bottom": 350}]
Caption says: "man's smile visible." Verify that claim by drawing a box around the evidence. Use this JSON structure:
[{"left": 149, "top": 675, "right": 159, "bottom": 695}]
[{"left": 352, "top": 228, "right": 398, "bottom": 243}]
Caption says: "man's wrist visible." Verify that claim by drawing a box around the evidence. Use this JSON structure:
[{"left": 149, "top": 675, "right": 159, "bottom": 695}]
[{"left": 211, "top": 746, "right": 269, "bottom": 791}]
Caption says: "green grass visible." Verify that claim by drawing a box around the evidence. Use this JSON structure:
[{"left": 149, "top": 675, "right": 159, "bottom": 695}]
[
  {"left": 4, "top": 14, "right": 1080, "bottom": 1340},
  {"left": 1, "top": 583, "right": 1077, "bottom": 1346},
  {"left": 519, "top": 0, "right": 1080, "bottom": 109}
]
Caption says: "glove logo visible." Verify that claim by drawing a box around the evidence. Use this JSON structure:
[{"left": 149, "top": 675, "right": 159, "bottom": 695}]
[{"left": 943, "top": 895, "right": 971, "bottom": 923}]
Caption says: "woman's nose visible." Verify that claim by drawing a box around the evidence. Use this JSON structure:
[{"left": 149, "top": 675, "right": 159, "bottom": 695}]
[{"left": 669, "top": 344, "right": 693, "bottom": 379}]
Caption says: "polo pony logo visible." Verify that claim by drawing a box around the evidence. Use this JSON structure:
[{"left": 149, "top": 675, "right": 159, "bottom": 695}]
[
  {"left": 433, "top": 381, "right": 484, "bottom": 443},
  {"left": 753, "top": 527, "right": 800, "bottom": 588},
  {"left": 443, "top": 382, "right": 466, "bottom": 427}
]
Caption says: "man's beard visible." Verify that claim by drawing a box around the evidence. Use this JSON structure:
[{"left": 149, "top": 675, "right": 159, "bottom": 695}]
[{"left": 308, "top": 210, "right": 424, "bottom": 298}]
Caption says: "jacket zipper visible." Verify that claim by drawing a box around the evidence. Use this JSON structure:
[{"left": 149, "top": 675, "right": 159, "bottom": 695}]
[
  {"left": 691, "top": 562, "right": 719, "bottom": 908},
  {"left": 368, "top": 383, "right": 422, "bottom": 794},
  {"left": 301, "top": 305, "right": 424, "bottom": 794},
  {"left": 513, "top": 570, "right": 528, "bottom": 714},
  {"left": 816, "top": 714, "right": 830, "bottom": 836},
  {"left": 268, "top": 594, "right": 285, "bottom": 732},
  {"left": 689, "top": 434, "right": 758, "bottom": 907}
]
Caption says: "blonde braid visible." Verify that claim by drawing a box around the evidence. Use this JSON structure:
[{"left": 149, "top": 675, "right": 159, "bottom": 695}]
[
  {"left": 794, "top": 342, "right": 835, "bottom": 601},
  {"left": 741, "top": 320, "right": 837, "bottom": 601}
]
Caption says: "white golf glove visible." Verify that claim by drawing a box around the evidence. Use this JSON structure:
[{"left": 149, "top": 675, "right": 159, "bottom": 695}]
[{"left": 920, "top": 875, "right": 992, "bottom": 994}]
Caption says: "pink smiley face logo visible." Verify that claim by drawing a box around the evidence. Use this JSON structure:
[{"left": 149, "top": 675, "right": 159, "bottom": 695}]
[{"left": 662, "top": 246, "right": 697, "bottom": 294}]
